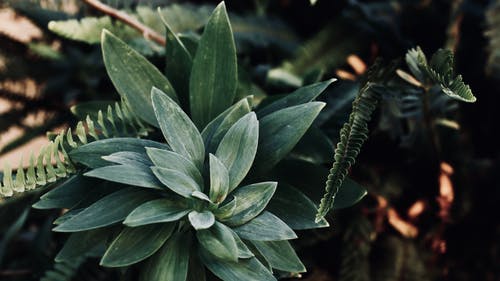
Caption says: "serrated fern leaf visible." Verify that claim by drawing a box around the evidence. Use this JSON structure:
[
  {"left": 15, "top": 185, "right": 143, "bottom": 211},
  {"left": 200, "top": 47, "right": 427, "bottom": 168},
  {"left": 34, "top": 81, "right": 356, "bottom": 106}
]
[
  {"left": 316, "top": 82, "right": 380, "bottom": 222},
  {"left": 0, "top": 102, "right": 149, "bottom": 198}
]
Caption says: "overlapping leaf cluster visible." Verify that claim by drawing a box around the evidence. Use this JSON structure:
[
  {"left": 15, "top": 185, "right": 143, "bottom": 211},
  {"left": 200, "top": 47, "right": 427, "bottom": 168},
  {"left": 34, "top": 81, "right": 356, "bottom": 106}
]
[{"left": 29, "top": 3, "right": 336, "bottom": 280}]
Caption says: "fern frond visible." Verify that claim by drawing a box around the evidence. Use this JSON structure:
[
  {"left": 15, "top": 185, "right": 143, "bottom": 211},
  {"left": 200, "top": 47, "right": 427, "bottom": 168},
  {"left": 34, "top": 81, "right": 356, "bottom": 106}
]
[
  {"left": 316, "top": 82, "right": 380, "bottom": 222},
  {"left": 0, "top": 102, "right": 149, "bottom": 198}
]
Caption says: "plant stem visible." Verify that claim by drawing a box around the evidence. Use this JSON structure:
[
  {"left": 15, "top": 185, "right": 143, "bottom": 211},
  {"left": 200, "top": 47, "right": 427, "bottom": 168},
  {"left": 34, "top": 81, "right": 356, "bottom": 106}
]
[
  {"left": 422, "top": 87, "right": 441, "bottom": 162},
  {"left": 82, "top": 0, "right": 166, "bottom": 46}
]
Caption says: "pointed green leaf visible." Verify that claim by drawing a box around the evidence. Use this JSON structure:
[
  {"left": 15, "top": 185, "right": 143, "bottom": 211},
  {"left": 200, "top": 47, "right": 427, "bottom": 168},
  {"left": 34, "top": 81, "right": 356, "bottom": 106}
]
[
  {"left": 146, "top": 147, "right": 203, "bottom": 187},
  {"left": 69, "top": 138, "right": 169, "bottom": 168},
  {"left": 101, "top": 30, "right": 178, "bottom": 126},
  {"left": 140, "top": 232, "right": 191, "bottom": 281},
  {"left": 201, "top": 97, "right": 252, "bottom": 154},
  {"left": 151, "top": 167, "right": 201, "bottom": 197},
  {"left": 215, "top": 112, "right": 259, "bottom": 190},
  {"left": 209, "top": 154, "right": 230, "bottom": 203},
  {"left": 267, "top": 184, "right": 328, "bottom": 230},
  {"left": 55, "top": 228, "right": 112, "bottom": 262},
  {"left": 333, "top": 178, "right": 367, "bottom": 210},
  {"left": 254, "top": 102, "right": 325, "bottom": 174},
  {"left": 214, "top": 196, "right": 238, "bottom": 220},
  {"left": 101, "top": 223, "right": 175, "bottom": 267},
  {"left": 251, "top": 240, "right": 306, "bottom": 273},
  {"left": 200, "top": 249, "right": 276, "bottom": 281},
  {"left": 188, "top": 210, "right": 215, "bottom": 230},
  {"left": 85, "top": 164, "right": 162, "bottom": 189},
  {"left": 196, "top": 222, "right": 238, "bottom": 262},
  {"left": 159, "top": 9, "right": 193, "bottom": 109},
  {"left": 124, "top": 198, "right": 190, "bottom": 227},
  {"left": 258, "top": 79, "right": 335, "bottom": 117},
  {"left": 54, "top": 188, "right": 155, "bottom": 232},
  {"left": 232, "top": 211, "right": 297, "bottom": 241},
  {"left": 191, "top": 191, "right": 212, "bottom": 202},
  {"left": 221, "top": 182, "right": 277, "bottom": 226},
  {"left": 230, "top": 229, "right": 254, "bottom": 258},
  {"left": 152, "top": 88, "right": 205, "bottom": 169},
  {"left": 190, "top": 2, "right": 237, "bottom": 128},
  {"left": 102, "top": 151, "right": 152, "bottom": 166}
]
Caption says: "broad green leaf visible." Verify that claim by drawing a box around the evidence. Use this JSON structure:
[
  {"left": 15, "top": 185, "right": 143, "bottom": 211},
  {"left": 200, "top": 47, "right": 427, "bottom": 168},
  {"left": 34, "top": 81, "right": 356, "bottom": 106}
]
[
  {"left": 257, "top": 79, "right": 335, "bottom": 117},
  {"left": 251, "top": 240, "right": 305, "bottom": 273},
  {"left": 124, "top": 198, "right": 190, "bottom": 227},
  {"left": 188, "top": 210, "right": 215, "bottom": 230},
  {"left": 221, "top": 182, "right": 277, "bottom": 226},
  {"left": 53, "top": 188, "right": 155, "bottom": 232},
  {"left": 101, "top": 30, "right": 178, "bottom": 126},
  {"left": 159, "top": 9, "right": 193, "bottom": 109},
  {"left": 196, "top": 222, "right": 238, "bottom": 262},
  {"left": 140, "top": 232, "right": 191, "bottom": 281},
  {"left": 231, "top": 230, "right": 254, "bottom": 258},
  {"left": 191, "top": 191, "right": 212, "bottom": 202},
  {"left": 333, "top": 178, "right": 367, "bottom": 210},
  {"left": 232, "top": 211, "right": 297, "bottom": 241},
  {"left": 214, "top": 196, "right": 238, "bottom": 220},
  {"left": 55, "top": 228, "right": 112, "bottom": 262},
  {"left": 85, "top": 164, "right": 162, "bottom": 189},
  {"left": 267, "top": 183, "right": 328, "bottom": 230},
  {"left": 209, "top": 154, "right": 230, "bottom": 203},
  {"left": 201, "top": 97, "right": 252, "bottom": 154},
  {"left": 190, "top": 2, "right": 237, "bottom": 128},
  {"left": 102, "top": 151, "right": 152, "bottom": 166},
  {"left": 215, "top": 112, "right": 259, "bottom": 191},
  {"left": 146, "top": 147, "right": 203, "bottom": 187},
  {"left": 151, "top": 167, "right": 201, "bottom": 197},
  {"left": 187, "top": 246, "right": 206, "bottom": 281},
  {"left": 101, "top": 223, "right": 175, "bottom": 267},
  {"left": 254, "top": 102, "right": 325, "bottom": 174},
  {"left": 200, "top": 249, "right": 276, "bottom": 281},
  {"left": 69, "top": 138, "right": 169, "bottom": 168},
  {"left": 152, "top": 88, "right": 205, "bottom": 169},
  {"left": 289, "top": 126, "right": 334, "bottom": 164}
]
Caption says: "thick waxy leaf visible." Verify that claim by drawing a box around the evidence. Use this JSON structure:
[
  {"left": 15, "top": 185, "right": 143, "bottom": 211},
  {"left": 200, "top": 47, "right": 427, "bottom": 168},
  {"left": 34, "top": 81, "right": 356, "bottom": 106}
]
[
  {"left": 69, "top": 138, "right": 169, "bottom": 168},
  {"left": 101, "top": 30, "right": 178, "bottom": 126},
  {"left": 215, "top": 112, "right": 259, "bottom": 190},
  {"left": 232, "top": 211, "right": 297, "bottom": 241},
  {"left": 188, "top": 210, "right": 215, "bottom": 230},
  {"left": 267, "top": 184, "right": 328, "bottom": 230},
  {"left": 201, "top": 97, "right": 252, "bottom": 154},
  {"left": 254, "top": 102, "right": 325, "bottom": 174},
  {"left": 151, "top": 167, "right": 201, "bottom": 197},
  {"left": 54, "top": 188, "right": 155, "bottom": 232},
  {"left": 214, "top": 196, "right": 238, "bottom": 220},
  {"left": 55, "top": 228, "right": 111, "bottom": 262},
  {"left": 333, "top": 178, "right": 367, "bottom": 210},
  {"left": 221, "top": 182, "right": 277, "bottom": 226},
  {"left": 140, "top": 232, "right": 191, "bottom": 281},
  {"left": 190, "top": 2, "right": 237, "bottom": 128},
  {"left": 101, "top": 223, "right": 175, "bottom": 267},
  {"left": 209, "top": 154, "right": 230, "bottom": 203},
  {"left": 160, "top": 10, "right": 193, "bottom": 109},
  {"left": 102, "top": 151, "right": 152, "bottom": 166},
  {"left": 152, "top": 88, "right": 205, "bottom": 169},
  {"left": 146, "top": 147, "right": 203, "bottom": 187},
  {"left": 258, "top": 79, "right": 335, "bottom": 117},
  {"left": 252, "top": 240, "right": 305, "bottom": 273},
  {"left": 85, "top": 164, "right": 162, "bottom": 189},
  {"left": 232, "top": 230, "right": 254, "bottom": 258},
  {"left": 124, "top": 198, "right": 190, "bottom": 227},
  {"left": 196, "top": 222, "right": 238, "bottom": 262},
  {"left": 201, "top": 249, "right": 276, "bottom": 281}
]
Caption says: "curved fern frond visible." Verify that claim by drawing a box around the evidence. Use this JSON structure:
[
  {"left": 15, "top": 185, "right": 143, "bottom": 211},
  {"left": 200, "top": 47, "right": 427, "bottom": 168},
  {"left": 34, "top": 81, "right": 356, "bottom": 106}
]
[
  {"left": 315, "top": 82, "right": 380, "bottom": 222},
  {"left": 0, "top": 102, "right": 149, "bottom": 198}
]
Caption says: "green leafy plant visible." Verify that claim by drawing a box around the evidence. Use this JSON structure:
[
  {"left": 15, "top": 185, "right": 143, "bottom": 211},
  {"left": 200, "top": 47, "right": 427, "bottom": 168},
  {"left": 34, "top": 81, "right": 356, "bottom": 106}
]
[{"left": 1, "top": 2, "right": 346, "bottom": 280}]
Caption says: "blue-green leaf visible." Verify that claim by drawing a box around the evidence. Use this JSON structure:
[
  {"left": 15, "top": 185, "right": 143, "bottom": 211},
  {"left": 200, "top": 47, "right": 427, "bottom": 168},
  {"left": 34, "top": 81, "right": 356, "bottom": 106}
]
[
  {"left": 333, "top": 178, "right": 367, "bottom": 210},
  {"left": 215, "top": 112, "right": 259, "bottom": 191},
  {"left": 152, "top": 88, "right": 205, "bottom": 170},
  {"left": 254, "top": 102, "right": 325, "bottom": 174},
  {"left": 101, "top": 223, "right": 175, "bottom": 267},
  {"left": 85, "top": 164, "right": 162, "bottom": 189},
  {"left": 188, "top": 210, "right": 215, "bottom": 230},
  {"left": 124, "top": 198, "right": 190, "bottom": 227},
  {"left": 151, "top": 167, "right": 201, "bottom": 197},
  {"left": 54, "top": 188, "right": 155, "bottom": 232},
  {"left": 101, "top": 30, "right": 178, "bottom": 126},
  {"left": 251, "top": 240, "right": 306, "bottom": 273},
  {"left": 146, "top": 147, "right": 203, "bottom": 187},
  {"left": 190, "top": 2, "right": 237, "bottom": 128},
  {"left": 196, "top": 222, "right": 238, "bottom": 262},
  {"left": 232, "top": 211, "right": 297, "bottom": 241},
  {"left": 221, "top": 182, "right": 277, "bottom": 226},
  {"left": 209, "top": 154, "right": 230, "bottom": 204}
]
